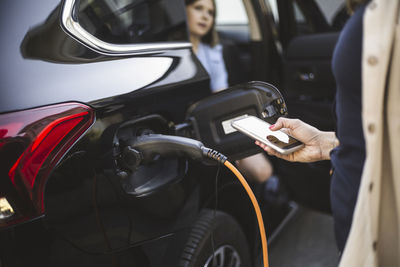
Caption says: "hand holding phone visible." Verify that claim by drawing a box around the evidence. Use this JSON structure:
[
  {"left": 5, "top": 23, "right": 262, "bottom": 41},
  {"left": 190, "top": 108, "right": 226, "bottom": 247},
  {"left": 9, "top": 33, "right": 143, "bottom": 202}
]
[{"left": 231, "top": 115, "right": 304, "bottom": 155}]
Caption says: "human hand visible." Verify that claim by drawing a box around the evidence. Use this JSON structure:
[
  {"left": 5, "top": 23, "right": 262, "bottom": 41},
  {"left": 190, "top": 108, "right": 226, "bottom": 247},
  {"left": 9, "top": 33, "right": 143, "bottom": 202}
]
[{"left": 255, "top": 117, "right": 338, "bottom": 162}]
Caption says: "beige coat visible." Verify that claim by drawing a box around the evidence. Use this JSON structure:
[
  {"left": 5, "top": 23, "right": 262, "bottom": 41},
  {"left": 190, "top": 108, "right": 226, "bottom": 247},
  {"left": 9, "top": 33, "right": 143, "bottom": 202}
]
[{"left": 339, "top": 1, "right": 400, "bottom": 266}]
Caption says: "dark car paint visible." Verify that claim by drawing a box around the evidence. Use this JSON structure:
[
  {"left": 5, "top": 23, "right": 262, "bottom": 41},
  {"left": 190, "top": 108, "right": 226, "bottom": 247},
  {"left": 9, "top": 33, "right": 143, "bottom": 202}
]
[
  {"left": 0, "top": 1, "right": 262, "bottom": 266},
  {"left": 0, "top": 1, "right": 209, "bottom": 116}
]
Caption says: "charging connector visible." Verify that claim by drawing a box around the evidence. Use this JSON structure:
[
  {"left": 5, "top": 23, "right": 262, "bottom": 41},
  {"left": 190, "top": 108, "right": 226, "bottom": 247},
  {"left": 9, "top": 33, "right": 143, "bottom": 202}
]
[
  {"left": 125, "top": 134, "right": 228, "bottom": 165},
  {"left": 127, "top": 134, "right": 204, "bottom": 163}
]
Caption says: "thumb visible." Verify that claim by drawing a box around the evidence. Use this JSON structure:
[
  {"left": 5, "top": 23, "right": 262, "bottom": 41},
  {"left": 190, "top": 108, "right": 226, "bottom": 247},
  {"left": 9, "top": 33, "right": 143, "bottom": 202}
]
[
  {"left": 270, "top": 117, "right": 291, "bottom": 131},
  {"left": 271, "top": 117, "right": 303, "bottom": 132}
]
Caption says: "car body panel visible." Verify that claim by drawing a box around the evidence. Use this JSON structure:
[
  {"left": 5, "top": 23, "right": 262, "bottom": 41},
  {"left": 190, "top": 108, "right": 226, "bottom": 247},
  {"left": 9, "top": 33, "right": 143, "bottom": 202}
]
[{"left": 0, "top": 0, "right": 209, "bottom": 115}]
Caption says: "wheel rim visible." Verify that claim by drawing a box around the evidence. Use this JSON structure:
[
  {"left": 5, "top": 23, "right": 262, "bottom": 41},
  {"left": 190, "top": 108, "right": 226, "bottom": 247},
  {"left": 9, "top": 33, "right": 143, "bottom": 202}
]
[{"left": 204, "top": 245, "right": 241, "bottom": 267}]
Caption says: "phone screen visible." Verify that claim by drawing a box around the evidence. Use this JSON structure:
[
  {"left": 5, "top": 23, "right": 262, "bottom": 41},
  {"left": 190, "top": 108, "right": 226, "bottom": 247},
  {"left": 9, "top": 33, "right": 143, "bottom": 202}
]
[{"left": 231, "top": 116, "right": 303, "bottom": 152}]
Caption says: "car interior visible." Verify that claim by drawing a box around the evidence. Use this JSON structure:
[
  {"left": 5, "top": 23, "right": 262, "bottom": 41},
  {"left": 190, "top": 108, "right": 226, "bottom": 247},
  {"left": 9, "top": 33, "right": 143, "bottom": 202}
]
[
  {"left": 212, "top": 0, "right": 349, "bottom": 264},
  {"left": 211, "top": 0, "right": 349, "bottom": 266}
]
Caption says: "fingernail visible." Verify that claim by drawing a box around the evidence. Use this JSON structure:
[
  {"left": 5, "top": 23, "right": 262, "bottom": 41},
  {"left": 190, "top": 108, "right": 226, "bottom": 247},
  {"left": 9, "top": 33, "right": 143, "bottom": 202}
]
[{"left": 269, "top": 124, "right": 275, "bottom": 129}]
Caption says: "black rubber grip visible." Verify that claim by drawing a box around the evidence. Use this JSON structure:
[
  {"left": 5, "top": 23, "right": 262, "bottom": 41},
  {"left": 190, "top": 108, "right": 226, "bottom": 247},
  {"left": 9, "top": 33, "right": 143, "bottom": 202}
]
[{"left": 129, "top": 134, "right": 205, "bottom": 162}]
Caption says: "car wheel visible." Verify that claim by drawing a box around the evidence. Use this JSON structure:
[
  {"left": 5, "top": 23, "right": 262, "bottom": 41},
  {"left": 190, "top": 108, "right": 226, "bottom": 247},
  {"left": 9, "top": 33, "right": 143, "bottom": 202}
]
[{"left": 180, "top": 209, "right": 251, "bottom": 267}]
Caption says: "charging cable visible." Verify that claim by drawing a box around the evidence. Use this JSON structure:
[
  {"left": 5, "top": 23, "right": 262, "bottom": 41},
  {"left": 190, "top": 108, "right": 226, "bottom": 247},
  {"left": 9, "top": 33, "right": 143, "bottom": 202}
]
[
  {"left": 223, "top": 160, "right": 268, "bottom": 267},
  {"left": 125, "top": 134, "right": 269, "bottom": 267}
]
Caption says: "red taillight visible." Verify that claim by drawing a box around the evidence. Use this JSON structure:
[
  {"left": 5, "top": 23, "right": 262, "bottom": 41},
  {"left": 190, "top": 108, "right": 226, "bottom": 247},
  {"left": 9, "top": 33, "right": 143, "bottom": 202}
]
[{"left": 0, "top": 103, "right": 95, "bottom": 226}]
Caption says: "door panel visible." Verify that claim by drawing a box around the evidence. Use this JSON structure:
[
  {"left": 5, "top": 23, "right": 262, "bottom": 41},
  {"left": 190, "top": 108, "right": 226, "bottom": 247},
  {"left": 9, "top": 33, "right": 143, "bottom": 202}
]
[
  {"left": 283, "top": 32, "right": 339, "bottom": 131},
  {"left": 284, "top": 32, "right": 339, "bottom": 99}
]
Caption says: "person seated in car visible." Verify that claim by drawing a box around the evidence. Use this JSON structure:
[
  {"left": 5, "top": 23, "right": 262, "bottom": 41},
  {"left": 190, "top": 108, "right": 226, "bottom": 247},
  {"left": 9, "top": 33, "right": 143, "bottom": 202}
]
[
  {"left": 185, "top": 0, "right": 227, "bottom": 92},
  {"left": 185, "top": 0, "right": 273, "bottom": 185}
]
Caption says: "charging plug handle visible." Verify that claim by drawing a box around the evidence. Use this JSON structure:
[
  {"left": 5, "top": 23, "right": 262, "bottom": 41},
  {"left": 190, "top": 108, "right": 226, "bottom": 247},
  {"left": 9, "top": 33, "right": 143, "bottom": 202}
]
[
  {"left": 127, "top": 134, "right": 227, "bottom": 164},
  {"left": 129, "top": 134, "right": 205, "bottom": 163}
]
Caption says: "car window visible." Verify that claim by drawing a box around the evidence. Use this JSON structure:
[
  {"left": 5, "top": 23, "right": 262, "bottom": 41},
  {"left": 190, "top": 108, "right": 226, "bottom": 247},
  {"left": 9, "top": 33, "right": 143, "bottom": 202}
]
[
  {"left": 266, "top": 0, "right": 348, "bottom": 35},
  {"left": 267, "top": 0, "right": 279, "bottom": 24},
  {"left": 293, "top": 1, "right": 315, "bottom": 34},
  {"left": 293, "top": 1, "right": 306, "bottom": 24},
  {"left": 215, "top": 0, "right": 248, "bottom": 25},
  {"left": 77, "top": 0, "right": 188, "bottom": 44},
  {"left": 315, "top": 0, "right": 346, "bottom": 27}
]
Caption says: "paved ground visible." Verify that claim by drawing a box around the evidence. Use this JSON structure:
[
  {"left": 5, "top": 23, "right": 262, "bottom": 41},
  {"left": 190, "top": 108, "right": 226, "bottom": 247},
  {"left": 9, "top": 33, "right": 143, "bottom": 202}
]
[{"left": 267, "top": 203, "right": 340, "bottom": 267}]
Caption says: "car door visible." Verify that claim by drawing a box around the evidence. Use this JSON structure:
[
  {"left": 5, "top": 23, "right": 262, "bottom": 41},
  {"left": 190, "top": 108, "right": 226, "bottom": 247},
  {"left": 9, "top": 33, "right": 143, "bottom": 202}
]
[
  {"left": 272, "top": 0, "right": 348, "bottom": 131},
  {"left": 246, "top": 0, "right": 350, "bottom": 212}
]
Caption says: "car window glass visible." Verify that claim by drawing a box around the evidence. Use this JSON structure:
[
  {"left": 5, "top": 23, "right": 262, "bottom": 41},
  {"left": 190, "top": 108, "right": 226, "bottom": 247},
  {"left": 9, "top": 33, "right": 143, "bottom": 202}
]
[
  {"left": 293, "top": 1, "right": 306, "bottom": 24},
  {"left": 267, "top": 0, "right": 348, "bottom": 36},
  {"left": 293, "top": 1, "right": 315, "bottom": 34},
  {"left": 266, "top": 0, "right": 279, "bottom": 24},
  {"left": 315, "top": 0, "right": 346, "bottom": 26},
  {"left": 77, "top": 0, "right": 188, "bottom": 44},
  {"left": 265, "top": 0, "right": 313, "bottom": 34},
  {"left": 215, "top": 0, "right": 248, "bottom": 25},
  {"left": 293, "top": 0, "right": 347, "bottom": 34}
]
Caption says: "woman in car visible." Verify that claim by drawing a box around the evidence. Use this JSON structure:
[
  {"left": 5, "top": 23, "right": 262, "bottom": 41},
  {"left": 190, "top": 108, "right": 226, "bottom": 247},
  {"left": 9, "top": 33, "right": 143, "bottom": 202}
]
[
  {"left": 185, "top": 0, "right": 274, "bottom": 185},
  {"left": 185, "top": 0, "right": 228, "bottom": 92}
]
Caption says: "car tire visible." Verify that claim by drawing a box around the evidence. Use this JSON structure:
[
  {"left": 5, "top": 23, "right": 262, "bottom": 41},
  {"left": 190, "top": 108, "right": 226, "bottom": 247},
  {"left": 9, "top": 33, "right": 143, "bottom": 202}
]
[{"left": 179, "top": 209, "right": 251, "bottom": 267}]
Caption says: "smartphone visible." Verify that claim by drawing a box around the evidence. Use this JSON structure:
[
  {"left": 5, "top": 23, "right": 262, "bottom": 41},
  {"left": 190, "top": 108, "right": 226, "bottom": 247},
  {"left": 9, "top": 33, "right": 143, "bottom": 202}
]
[{"left": 231, "top": 115, "right": 304, "bottom": 155}]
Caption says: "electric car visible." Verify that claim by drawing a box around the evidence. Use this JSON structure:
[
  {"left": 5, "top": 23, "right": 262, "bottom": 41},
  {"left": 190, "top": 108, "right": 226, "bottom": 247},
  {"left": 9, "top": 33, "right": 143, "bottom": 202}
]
[{"left": 0, "top": 0, "right": 347, "bottom": 266}]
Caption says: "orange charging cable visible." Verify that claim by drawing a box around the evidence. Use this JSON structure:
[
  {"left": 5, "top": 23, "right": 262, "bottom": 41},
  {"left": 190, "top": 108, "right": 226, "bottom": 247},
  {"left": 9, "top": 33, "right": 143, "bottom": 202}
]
[
  {"left": 130, "top": 135, "right": 269, "bottom": 265},
  {"left": 224, "top": 160, "right": 269, "bottom": 267}
]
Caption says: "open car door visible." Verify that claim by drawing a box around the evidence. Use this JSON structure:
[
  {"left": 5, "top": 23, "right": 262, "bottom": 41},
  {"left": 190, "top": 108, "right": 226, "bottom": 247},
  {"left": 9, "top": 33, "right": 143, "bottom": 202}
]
[{"left": 246, "top": 0, "right": 349, "bottom": 212}]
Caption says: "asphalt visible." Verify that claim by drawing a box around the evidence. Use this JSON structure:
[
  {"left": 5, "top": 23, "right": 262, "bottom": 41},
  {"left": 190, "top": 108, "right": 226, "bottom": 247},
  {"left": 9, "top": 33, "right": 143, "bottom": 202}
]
[{"left": 267, "top": 203, "right": 340, "bottom": 267}]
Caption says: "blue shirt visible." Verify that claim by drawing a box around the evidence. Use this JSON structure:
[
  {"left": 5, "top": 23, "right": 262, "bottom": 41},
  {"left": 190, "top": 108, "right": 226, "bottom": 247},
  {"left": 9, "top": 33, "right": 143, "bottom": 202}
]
[
  {"left": 330, "top": 4, "right": 367, "bottom": 252},
  {"left": 196, "top": 42, "right": 228, "bottom": 92}
]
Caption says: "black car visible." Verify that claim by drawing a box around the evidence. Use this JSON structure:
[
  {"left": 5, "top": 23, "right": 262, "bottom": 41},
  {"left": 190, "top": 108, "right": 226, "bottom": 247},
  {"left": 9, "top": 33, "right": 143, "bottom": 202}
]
[{"left": 0, "top": 0, "right": 347, "bottom": 266}]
